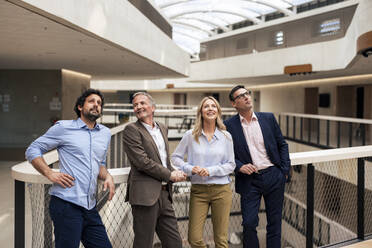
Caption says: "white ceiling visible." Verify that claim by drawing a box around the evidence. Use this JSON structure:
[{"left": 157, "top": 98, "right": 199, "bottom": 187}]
[{"left": 0, "top": 0, "right": 186, "bottom": 79}]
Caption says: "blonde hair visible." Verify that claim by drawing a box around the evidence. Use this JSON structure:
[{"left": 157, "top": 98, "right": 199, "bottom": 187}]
[{"left": 192, "top": 96, "right": 226, "bottom": 143}]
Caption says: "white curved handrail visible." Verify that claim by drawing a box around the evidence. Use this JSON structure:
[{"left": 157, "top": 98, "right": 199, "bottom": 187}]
[
  {"left": 12, "top": 146, "right": 372, "bottom": 184},
  {"left": 103, "top": 108, "right": 236, "bottom": 116},
  {"left": 279, "top": 112, "right": 372, "bottom": 125}
]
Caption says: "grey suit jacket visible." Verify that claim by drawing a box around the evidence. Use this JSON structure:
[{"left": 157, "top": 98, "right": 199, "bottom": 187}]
[{"left": 123, "top": 120, "right": 174, "bottom": 206}]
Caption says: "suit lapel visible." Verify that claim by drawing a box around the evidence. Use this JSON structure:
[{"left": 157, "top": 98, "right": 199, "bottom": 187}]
[
  {"left": 157, "top": 122, "right": 172, "bottom": 171},
  {"left": 256, "top": 112, "right": 271, "bottom": 152},
  {"left": 135, "top": 120, "right": 162, "bottom": 162},
  {"left": 233, "top": 114, "right": 251, "bottom": 155}
]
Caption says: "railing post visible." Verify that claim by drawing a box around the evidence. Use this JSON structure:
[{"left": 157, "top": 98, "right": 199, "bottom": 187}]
[
  {"left": 349, "top": 123, "right": 353, "bottom": 147},
  {"left": 119, "top": 132, "right": 123, "bottom": 168},
  {"left": 107, "top": 138, "right": 112, "bottom": 168},
  {"left": 15, "top": 180, "right": 25, "bottom": 248},
  {"left": 306, "top": 164, "right": 314, "bottom": 248},
  {"left": 337, "top": 121, "right": 341, "bottom": 148},
  {"left": 114, "top": 134, "right": 118, "bottom": 168},
  {"left": 286, "top": 116, "right": 289, "bottom": 137},
  {"left": 293, "top": 116, "right": 296, "bottom": 139},
  {"left": 326, "top": 120, "right": 330, "bottom": 147},
  {"left": 361, "top": 124, "right": 366, "bottom": 146},
  {"left": 300, "top": 117, "right": 304, "bottom": 141},
  {"left": 44, "top": 185, "right": 53, "bottom": 248},
  {"left": 317, "top": 119, "right": 320, "bottom": 145},
  {"left": 357, "top": 158, "right": 365, "bottom": 240},
  {"left": 308, "top": 118, "right": 311, "bottom": 143}
]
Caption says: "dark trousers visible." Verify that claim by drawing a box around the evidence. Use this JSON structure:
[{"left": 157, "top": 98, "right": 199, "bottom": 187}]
[
  {"left": 131, "top": 190, "right": 182, "bottom": 248},
  {"left": 49, "top": 195, "right": 112, "bottom": 248},
  {"left": 240, "top": 166, "right": 286, "bottom": 248}
]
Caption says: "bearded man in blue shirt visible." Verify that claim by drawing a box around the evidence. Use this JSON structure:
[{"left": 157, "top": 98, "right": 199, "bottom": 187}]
[{"left": 25, "top": 89, "right": 115, "bottom": 248}]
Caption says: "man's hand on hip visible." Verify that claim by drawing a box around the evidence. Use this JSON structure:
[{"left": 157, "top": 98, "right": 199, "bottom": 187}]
[{"left": 46, "top": 171, "right": 75, "bottom": 188}]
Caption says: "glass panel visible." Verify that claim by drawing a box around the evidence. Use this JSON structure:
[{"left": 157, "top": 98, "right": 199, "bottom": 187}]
[{"left": 153, "top": 0, "right": 336, "bottom": 55}]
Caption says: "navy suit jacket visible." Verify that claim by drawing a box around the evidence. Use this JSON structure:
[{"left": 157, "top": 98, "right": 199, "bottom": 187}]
[{"left": 224, "top": 112, "right": 290, "bottom": 195}]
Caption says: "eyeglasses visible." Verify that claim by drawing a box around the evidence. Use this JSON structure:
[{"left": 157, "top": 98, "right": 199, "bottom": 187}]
[{"left": 233, "top": 91, "right": 251, "bottom": 101}]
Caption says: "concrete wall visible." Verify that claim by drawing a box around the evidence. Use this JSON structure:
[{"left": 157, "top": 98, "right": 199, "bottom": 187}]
[
  {"left": 61, "top": 69, "right": 90, "bottom": 119},
  {"left": 150, "top": 91, "right": 231, "bottom": 108},
  {"left": 103, "top": 91, "right": 132, "bottom": 104},
  {"left": 189, "top": 0, "right": 372, "bottom": 83},
  {"left": 0, "top": 69, "right": 92, "bottom": 160},
  {"left": 259, "top": 86, "right": 305, "bottom": 113},
  {"left": 150, "top": 92, "right": 173, "bottom": 105},
  {"left": 257, "top": 81, "right": 372, "bottom": 117},
  {"left": 318, "top": 85, "right": 337, "bottom": 116},
  {"left": 202, "top": 5, "right": 355, "bottom": 60},
  {"left": 0, "top": 70, "right": 61, "bottom": 152}
]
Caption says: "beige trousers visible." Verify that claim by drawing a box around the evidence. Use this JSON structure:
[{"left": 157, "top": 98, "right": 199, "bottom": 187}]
[{"left": 188, "top": 184, "right": 232, "bottom": 248}]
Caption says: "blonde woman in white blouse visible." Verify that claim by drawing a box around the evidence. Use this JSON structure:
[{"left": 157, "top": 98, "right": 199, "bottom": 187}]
[{"left": 171, "top": 96, "right": 235, "bottom": 248}]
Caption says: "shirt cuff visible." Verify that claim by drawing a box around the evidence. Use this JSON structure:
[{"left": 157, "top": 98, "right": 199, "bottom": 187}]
[
  {"left": 207, "top": 166, "right": 216, "bottom": 177},
  {"left": 183, "top": 164, "right": 193, "bottom": 176},
  {"left": 26, "top": 153, "right": 42, "bottom": 163}
]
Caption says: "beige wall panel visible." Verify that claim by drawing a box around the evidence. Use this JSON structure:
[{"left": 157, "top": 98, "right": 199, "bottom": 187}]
[
  {"left": 318, "top": 85, "right": 337, "bottom": 116},
  {"left": 151, "top": 92, "right": 173, "bottom": 105},
  {"left": 61, "top": 70, "right": 91, "bottom": 120},
  {"left": 260, "top": 87, "right": 305, "bottom": 113}
]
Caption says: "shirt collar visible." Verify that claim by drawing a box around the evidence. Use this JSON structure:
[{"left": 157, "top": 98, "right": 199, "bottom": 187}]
[
  {"left": 77, "top": 118, "right": 101, "bottom": 130},
  {"left": 141, "top": 121, "right": 158, "bottom": 131},
  {"left": 239, "top": 112, "right": 257, "bottom": 123},
  {"left": 201, "top": 128, "right": 223, "bottom": 140}
]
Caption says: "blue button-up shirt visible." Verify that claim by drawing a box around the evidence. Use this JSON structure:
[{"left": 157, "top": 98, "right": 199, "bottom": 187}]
[
  {"left": 25, "top": 118, "right": 111, "bottom": 210},
  {"left": 171, "top": 129, "right": 235, "bottom": 185}
]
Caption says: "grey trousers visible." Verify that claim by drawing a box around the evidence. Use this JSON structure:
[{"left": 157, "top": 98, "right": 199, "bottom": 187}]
[{"left": 131, "top": 190, "right": 182, "bottom": 248}]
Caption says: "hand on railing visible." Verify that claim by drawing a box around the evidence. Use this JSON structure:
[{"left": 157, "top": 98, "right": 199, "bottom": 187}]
[
  {"left": 170, "top": 170, "right": 187, "bottom": 182},
  {"left": 103, "top": 174, "right": 115, "bottom": 201}
]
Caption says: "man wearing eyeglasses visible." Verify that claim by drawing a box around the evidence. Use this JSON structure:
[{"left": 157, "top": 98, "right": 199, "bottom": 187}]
[{"left": 224, "top": 85, "right": 290, "bottom": 248}]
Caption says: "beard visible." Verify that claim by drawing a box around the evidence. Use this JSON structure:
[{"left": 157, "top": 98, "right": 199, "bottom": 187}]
[{"left": 82, "top": 108, "right": 101, "bottom": 122}]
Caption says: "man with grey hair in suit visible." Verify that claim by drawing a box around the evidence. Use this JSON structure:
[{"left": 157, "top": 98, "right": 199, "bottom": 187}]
[{"left": 123, "top": 92, "right": 186, "bottom": 248}]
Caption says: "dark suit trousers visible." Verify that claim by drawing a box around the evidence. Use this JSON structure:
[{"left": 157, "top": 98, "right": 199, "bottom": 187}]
[
  {"left": 49, "top": 196, "right": 112, "bottom": 248},
  {"left": 131, "top": 189, "right": 182, "bottom": 248},
  {"left": 240, "top": 166, "right": 286, "bottom": 248}
]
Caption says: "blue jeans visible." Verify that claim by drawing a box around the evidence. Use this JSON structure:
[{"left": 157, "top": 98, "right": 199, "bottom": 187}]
[
  {"left": 49, "top": 196, "right": 112, "bottom": 248},
  {"left": 240, "top": 166, "right": 286, "bottom": 248}
]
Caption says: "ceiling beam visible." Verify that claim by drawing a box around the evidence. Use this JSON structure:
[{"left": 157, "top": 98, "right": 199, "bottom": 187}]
[
  {"left": 168, "top": 7, "right": 262, "bottom": 24},
  {"left": 172, "top": 20, "right": 214, "bottom": 36}
]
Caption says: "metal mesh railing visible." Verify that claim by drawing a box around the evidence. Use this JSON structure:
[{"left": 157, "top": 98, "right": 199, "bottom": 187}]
[
  {"left": 28, "top": 184, "right": 53, "bottom": 248},
  {"left": 278, "top": 114, "right": 371, "bottom": 149},
  {"left": 24, "top": 160, "right": 371, "bottom": 248},
  {"left": 98, "top": 181, "right": 133, "bottom": 247},
  {"left": 282, "top": 164, "right": 308, "bottom": 248},
  {"left": 280, "top": 159, "right": 367, "bottom": 248},
  {"left": 365, "top": 160, "right": 372, "bottom": 236},
  {"left": 27, "top": 178, "right": 243, "bottom": 248},
  {"left": 313, "top": 159, "right": 358, "bottom": 244}
]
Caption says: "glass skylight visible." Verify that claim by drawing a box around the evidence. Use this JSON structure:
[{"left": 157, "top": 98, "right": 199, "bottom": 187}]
[{"left": 153, "top": 0, "right": 319, "bottom": 56}]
